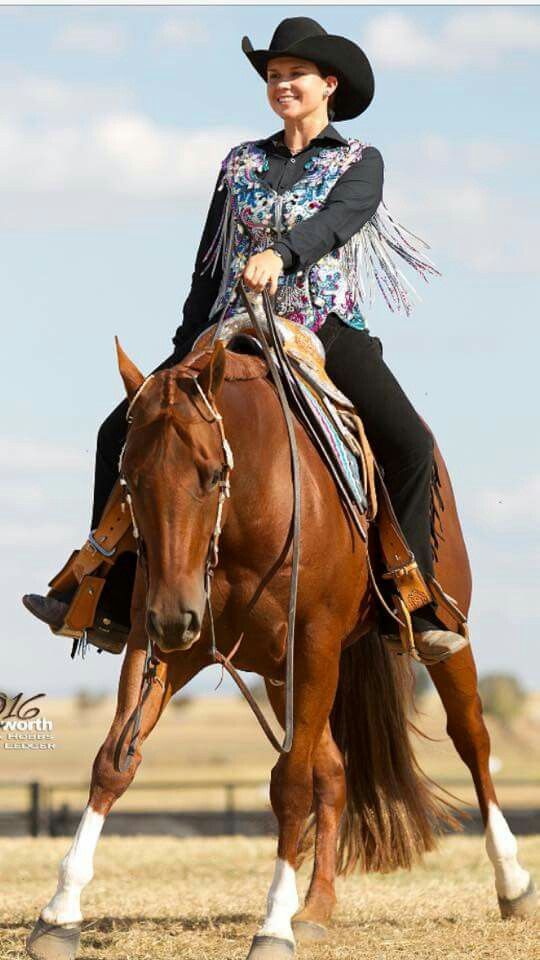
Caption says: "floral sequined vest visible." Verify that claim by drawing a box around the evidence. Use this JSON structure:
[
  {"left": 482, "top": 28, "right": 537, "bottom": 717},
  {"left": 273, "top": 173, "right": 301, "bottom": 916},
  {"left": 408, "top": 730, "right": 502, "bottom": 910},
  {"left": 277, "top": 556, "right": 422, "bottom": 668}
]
[{"left": 201, "top": 138, "right": 440, "bottom": 333}]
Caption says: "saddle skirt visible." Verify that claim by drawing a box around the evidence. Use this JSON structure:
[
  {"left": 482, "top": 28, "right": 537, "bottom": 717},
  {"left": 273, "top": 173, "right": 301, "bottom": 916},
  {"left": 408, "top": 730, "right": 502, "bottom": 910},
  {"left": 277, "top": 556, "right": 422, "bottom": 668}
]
[{"left": 189, "top": 312, "right": 377, "bottom": 521}]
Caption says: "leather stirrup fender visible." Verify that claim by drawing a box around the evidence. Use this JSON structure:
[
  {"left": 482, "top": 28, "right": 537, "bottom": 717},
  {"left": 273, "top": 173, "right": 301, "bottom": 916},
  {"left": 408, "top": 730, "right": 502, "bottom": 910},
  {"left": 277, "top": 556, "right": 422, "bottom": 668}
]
[
  {"left": 47, "top": 479, "right": 136, "bottom": 639},
  {"left": 374, "top": 465, "right": 433, "bottom": 612}
]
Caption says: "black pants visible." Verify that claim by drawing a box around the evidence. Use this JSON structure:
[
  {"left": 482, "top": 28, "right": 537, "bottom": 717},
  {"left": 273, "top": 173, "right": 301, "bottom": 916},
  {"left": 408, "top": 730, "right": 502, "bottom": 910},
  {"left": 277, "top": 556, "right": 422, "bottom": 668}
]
[
  {"left": 316, "top": 314, "right": 444, "bottom": 632},
  {"left": 91, "top": 318, "right": 443, "bottom": 632}
]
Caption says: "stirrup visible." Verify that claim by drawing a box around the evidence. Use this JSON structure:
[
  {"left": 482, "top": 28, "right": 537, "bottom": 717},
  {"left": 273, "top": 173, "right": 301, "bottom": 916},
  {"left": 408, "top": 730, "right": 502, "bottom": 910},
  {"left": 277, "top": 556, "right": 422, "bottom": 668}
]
[{"left": 47, "top": 479, "right": 136, "bottom": 642}]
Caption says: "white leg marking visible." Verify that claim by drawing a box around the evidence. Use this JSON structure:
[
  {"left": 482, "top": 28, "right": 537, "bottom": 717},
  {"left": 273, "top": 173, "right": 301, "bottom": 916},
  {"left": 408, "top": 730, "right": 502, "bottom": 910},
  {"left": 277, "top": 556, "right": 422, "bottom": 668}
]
[
  {"left": 485, "top": 801, "right": 530, "bottom": 900},
  {"left": 258, "top": 858, "right": 299, "bottom": 943},
  {"left": 41, "top": 805, "right": 105, "bottom": 925}
]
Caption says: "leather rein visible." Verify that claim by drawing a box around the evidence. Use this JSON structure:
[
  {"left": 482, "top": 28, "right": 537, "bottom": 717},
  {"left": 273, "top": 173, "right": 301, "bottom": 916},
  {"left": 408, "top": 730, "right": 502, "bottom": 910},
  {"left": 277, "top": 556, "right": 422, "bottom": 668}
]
[{"left": 113, "top": 280, "right": 300, "bottom": 772}]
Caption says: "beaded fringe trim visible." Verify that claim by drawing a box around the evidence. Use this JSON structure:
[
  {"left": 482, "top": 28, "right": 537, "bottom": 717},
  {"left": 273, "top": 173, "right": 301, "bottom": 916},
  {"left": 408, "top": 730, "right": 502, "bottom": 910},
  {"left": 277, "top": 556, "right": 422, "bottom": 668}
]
[
  {"left": 342, "top": 200, "right": 441, "bottom": 316},
  {"left": 200, "top": 184, "right": 238, "bottom": 320}
]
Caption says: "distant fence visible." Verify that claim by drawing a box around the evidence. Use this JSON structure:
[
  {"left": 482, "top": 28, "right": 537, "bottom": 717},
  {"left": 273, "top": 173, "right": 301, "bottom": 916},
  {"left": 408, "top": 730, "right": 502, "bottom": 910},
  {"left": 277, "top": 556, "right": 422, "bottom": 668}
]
[
  {"left": 0, "top": 779, "right": 275, "bottom": 838},
  {"left": 1, "top": 779, "right": 539, "bottom": 838}
]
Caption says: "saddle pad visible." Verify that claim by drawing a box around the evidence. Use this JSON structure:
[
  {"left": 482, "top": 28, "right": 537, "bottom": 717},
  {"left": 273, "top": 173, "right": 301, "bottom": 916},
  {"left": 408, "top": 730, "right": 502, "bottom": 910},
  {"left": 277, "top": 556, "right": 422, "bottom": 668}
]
[
  {"left": 185, "top": 343, "right": 369, "bottom": 514},
  {"left": 296, "top": 377, "right": 368, "bottom": 513}
]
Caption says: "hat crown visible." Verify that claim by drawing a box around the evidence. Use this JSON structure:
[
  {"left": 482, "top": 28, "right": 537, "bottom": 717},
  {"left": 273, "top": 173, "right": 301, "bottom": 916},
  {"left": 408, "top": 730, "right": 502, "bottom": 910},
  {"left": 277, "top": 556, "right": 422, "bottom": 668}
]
[{"left": 269, "top": 17, "right": 327, "bottom": 52}]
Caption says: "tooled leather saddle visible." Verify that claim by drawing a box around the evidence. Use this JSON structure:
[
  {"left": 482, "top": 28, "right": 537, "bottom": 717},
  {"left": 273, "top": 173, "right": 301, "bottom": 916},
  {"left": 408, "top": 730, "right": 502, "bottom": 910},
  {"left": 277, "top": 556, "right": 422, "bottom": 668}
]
[{"left": 46, "top": 310, "right": 468, "bottom": 659}]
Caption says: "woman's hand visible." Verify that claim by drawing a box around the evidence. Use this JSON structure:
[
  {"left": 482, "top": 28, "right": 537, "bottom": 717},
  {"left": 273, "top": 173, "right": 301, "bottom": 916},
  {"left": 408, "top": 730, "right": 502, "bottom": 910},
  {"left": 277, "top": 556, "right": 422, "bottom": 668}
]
[{"left": 242, "top": 249, "right": 283, "bottom": 296}]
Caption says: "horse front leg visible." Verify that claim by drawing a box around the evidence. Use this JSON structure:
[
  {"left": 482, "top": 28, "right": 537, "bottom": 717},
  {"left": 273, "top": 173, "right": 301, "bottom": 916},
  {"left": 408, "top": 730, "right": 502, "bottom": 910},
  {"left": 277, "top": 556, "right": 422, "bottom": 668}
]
[
  {"left": 26, "top": 572, "right": 205, "bottom": 960},
  {"left": 248, "top": 634, "right": 340, "bottom": 960},
  {"left": 428, "top": 644, "right": 537, "bottom": 919},
  {"left": 265, "top": 680, "right": 345, "bottom": 943}
]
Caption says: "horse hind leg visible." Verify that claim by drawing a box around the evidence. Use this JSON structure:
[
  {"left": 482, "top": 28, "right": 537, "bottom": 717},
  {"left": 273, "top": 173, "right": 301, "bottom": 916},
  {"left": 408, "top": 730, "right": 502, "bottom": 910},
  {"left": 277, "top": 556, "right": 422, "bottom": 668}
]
[
  {"left": 292, "top": 722, "right": 345, "bottom": 942},
  {"left": 428, "top": 644, "right": 537, "bottom": 919}
]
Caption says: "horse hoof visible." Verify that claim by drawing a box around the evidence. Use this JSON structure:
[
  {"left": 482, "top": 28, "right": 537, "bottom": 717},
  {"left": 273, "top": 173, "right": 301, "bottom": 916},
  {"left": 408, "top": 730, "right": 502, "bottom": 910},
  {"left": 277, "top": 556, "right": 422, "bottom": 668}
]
[
  {"left": 498, "top": 878, "right": 538, "bottom": 919},
  {"left": 291, "top": 919, "right": 328, "bottom": 942},
  {"left": 26, "top": 917, "right": 81, "bottom": 960},
  {"left": 246, "top": 934, "right": 295, "bottom": 959}
]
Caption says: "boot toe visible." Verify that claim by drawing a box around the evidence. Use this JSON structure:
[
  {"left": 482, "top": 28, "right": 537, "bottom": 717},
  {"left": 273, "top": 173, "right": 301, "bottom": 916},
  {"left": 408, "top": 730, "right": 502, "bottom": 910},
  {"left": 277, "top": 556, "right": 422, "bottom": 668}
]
[
  {"left": 415, "top": 629, "right": 469, "bottom": 662},
  {"left": 22, "top": 594, "right": 69, "bottom": 630}
]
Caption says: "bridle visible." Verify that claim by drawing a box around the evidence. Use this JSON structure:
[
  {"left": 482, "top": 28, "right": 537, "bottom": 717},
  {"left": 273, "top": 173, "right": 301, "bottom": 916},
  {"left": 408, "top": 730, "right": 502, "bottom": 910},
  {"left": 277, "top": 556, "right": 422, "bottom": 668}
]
[{"left": 114, "top": 368, "right": 234, "bottom": 773}]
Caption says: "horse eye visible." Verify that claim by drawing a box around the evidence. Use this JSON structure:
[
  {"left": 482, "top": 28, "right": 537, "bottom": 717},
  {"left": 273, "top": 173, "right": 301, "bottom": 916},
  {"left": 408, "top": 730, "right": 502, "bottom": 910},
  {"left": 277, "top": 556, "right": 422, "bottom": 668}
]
[{"left": 203, "top": 468, "right": 221, "bottom": 492}]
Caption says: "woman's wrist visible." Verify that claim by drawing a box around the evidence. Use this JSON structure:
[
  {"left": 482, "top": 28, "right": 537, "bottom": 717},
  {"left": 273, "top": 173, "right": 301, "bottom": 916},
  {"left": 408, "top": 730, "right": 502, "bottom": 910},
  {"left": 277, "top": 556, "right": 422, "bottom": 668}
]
[{"left": 268, "top": 247, "right": 284, "bottom": 266}]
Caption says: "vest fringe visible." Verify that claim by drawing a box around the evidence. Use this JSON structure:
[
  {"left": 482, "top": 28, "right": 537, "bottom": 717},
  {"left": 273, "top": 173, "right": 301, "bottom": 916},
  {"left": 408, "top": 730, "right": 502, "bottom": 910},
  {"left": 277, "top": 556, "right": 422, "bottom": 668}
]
[
  {"left": 344, "top": 200, "right": 441, "bottom": 316},
  {"left": 201, "top": 184, "right": 241, "bottom": 320}
]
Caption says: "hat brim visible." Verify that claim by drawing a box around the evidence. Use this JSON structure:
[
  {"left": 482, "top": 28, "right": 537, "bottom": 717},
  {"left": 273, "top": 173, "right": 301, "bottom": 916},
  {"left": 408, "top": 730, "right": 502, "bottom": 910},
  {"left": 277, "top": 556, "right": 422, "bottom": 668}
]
[{"left": 242, "top": 34, "right": 374, "bottom": 120}]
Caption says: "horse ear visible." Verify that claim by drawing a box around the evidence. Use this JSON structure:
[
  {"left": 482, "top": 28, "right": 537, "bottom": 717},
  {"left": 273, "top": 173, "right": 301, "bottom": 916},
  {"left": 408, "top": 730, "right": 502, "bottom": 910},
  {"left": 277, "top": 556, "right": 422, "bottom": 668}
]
[
  {"left": 115, "top": 336, "right": 145, "bottom": 400},
  {"left": 197, "top": 340, "right": 226, "bottom": 399}
]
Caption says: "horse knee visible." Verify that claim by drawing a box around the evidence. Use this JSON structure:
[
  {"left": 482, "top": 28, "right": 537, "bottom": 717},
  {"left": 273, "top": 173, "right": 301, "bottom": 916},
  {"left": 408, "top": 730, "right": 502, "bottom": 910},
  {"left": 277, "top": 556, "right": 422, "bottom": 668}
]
[
  {"left": 270, "top": 757, "right": 313, "bottom": 824},
  {"left": 90, "top": 736, "right": 140, "bottom": 814}
]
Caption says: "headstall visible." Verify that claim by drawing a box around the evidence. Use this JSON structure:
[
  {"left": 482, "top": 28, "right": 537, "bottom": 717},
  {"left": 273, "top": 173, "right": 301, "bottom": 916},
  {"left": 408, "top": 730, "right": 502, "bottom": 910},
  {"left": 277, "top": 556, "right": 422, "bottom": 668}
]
[{"left": 114, "top": 367, "right": 234, "bottom": 772}]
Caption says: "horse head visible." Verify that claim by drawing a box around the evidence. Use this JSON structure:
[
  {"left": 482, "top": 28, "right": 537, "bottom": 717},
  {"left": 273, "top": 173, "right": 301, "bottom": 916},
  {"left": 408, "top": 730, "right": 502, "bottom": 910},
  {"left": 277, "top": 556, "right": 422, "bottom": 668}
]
[{"left": 115, "top": 336, "right": 228, "bottom": 653}]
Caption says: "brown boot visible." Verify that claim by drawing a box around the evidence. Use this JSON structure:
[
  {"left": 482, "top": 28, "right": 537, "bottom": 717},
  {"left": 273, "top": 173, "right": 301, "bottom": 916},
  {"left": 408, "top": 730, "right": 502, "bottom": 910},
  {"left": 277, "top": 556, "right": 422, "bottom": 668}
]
[
  {"left": 21, "top": 593, "right": 129, "bottom": 655},
  {"left": 22, "top": 593, "right": 70, "bottom": 630},
  {"left": 382, "top": 628, "right": 469, "bottom": 664}
]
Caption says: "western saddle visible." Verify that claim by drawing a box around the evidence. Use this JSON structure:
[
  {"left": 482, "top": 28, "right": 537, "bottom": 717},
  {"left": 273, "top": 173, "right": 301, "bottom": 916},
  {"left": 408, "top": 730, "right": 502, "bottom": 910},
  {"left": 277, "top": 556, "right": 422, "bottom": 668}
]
[{"left": 45, "top": 312, "right": 468, "bottom": 661}]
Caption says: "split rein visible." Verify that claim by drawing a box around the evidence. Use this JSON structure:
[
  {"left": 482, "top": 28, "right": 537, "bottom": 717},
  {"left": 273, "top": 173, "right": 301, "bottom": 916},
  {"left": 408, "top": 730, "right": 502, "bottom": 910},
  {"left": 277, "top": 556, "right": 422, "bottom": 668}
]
[{"left": 113, "top": 282, "right": 297, "bottom": 772}]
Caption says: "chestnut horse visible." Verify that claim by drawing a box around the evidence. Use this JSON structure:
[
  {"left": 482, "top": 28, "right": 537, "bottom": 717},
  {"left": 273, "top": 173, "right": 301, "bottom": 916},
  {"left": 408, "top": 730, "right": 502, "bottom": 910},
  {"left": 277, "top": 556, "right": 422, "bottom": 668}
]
[{"left": 27, "top": 338, "right": 536, "bottom": 960}]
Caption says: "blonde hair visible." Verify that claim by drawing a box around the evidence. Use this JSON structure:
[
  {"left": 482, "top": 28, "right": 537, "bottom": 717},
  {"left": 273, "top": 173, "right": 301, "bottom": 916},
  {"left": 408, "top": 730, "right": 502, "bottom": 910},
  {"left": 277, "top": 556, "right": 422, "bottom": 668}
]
[{"left": 327, "top": 88, "right": 337, "bottom": 121}]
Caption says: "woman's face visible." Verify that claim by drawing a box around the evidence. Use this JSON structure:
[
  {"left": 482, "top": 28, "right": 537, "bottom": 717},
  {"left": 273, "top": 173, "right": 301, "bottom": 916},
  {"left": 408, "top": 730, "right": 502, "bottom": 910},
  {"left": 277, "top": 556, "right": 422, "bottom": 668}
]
[{"left": 266, "top": 56, "right": 337, "bottom": 121}]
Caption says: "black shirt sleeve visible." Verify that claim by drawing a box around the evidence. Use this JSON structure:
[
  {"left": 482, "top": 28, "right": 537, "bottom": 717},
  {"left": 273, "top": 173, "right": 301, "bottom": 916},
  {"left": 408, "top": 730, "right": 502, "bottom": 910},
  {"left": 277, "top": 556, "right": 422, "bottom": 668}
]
[
  {"left": 172, "top": 167, "right": 226, "bottom": 349},
  {"left": 270, "top": 146, "right": 384, "bottom": 272}
]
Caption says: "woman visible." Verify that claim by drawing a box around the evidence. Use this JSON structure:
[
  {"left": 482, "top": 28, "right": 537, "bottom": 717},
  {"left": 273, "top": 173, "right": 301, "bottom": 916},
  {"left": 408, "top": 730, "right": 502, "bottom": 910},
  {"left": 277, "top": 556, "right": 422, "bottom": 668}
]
[{"left": 24, "top": 17, "right": 467, "bottom": 661}]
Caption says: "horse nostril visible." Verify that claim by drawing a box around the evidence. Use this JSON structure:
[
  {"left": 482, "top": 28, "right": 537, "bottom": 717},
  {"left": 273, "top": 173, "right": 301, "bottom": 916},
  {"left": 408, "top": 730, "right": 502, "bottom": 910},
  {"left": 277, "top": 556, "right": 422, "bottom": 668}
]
[
  {"left": 146, "top": 609, "right": 163, "bottom": 638},
  {"left": 186, "top": 610, "right": 201, "bottom": 636},
  {"left": 178, "top": 610, "right": 200, "bottom": 636}
]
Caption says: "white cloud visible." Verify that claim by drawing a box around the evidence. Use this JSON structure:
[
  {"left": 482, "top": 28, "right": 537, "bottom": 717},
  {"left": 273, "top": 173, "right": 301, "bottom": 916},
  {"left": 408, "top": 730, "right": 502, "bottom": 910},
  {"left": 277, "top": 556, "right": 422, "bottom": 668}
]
[
  {"left": 469, "top": 475, "right": 540, "bottom": 534},
  {"left": 0, "top": 438, "right": 88, "bottom": 472},
  {"left": 408, "top": 134, "right": 540, "bottom": 177},
  {"left": 383, "top": 135, "right": 540, "bottom": 274},
  {"left": 0, "top": 69, "right": 249, "bottom": 228},
  {"left": 53, "top": 23, "right": 127, "bottom": 56},
  {"left": 0, "top": 68, "right": 131, "bottom": 121},
  {"left": 363, "top": 14, "right": 438, "bottom": 70},
  {"left": 0, "top": 483, "right": 46, "bottom": 508},
  {"left": 0, "top": 110, "right": 244, "bottom": 196},
  {"left": 155, "top": 18, "right": 209, "bottom": 47},
  {"left": 0, "top": 520, "right": 75, "bottom": 547},
  {"left": 364, "top": 9, "right": 540, "bottom": 71}
]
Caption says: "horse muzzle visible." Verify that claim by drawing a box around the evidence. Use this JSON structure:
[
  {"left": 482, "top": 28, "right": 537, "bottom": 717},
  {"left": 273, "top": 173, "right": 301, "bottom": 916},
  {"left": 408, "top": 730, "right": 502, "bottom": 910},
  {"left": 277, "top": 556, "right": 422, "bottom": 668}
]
[{"left": 146, "top": 607, "right": 202, "bottom": 653}]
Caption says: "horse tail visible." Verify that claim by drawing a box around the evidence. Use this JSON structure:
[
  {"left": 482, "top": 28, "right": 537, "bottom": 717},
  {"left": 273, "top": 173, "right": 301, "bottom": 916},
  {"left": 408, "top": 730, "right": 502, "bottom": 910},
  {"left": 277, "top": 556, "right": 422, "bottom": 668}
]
[{"left": 329, "top": 632, "right": 459, "bottom": 874}]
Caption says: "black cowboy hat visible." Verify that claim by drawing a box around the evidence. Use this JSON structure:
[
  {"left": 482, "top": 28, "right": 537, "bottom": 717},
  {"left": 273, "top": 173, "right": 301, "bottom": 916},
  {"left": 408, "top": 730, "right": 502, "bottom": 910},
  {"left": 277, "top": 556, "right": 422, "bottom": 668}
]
[{"left": 242, "top": 17, "right": 374, "bottom": 121}]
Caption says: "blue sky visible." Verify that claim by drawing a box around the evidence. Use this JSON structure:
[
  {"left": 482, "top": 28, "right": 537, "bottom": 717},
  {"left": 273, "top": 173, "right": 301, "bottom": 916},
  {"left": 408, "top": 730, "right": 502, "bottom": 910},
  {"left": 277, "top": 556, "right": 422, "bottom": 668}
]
[{"left": 1, "top": 5, "right": 539, "bottom": 700}]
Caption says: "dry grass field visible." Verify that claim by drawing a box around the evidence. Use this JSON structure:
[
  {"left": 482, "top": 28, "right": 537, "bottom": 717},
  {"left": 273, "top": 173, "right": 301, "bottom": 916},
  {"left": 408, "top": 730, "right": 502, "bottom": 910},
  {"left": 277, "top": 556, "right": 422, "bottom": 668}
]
[
  {"left": 1, "top": 835, "right": 539, "bottom": 960},
  {"left": 2, "top": 689, "right": 539, "bottom": 958}
]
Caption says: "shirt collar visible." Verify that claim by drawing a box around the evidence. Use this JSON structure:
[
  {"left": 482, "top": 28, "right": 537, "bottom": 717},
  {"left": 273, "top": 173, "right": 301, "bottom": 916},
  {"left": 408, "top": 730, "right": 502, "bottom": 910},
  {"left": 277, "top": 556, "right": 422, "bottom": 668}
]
[{"left": 254, "top": 122, "right": 347, "bottom": 152}]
